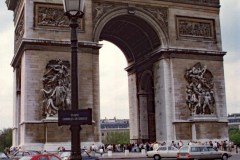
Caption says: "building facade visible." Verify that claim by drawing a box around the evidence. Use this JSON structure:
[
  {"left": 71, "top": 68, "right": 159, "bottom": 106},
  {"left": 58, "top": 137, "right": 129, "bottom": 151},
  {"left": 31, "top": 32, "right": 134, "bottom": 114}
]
[
  {"left": 100, "top": 118, "right": 130, "bottom": 143},
  {"left": 6, "top": 0, "right": 228, "bottom": 150},
  {"left": 228, "top": 114, "right": 240, "bottom": 129}
]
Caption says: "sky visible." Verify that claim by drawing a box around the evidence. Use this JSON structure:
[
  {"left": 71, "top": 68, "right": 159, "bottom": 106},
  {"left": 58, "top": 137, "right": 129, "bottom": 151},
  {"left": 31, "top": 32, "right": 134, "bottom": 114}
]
[{"left": 0, "top": 0, "right": 239, "bottom": 130}]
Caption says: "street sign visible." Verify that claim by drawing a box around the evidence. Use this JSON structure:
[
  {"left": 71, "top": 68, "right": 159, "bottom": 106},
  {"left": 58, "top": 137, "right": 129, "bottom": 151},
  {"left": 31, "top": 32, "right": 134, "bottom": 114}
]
[{"left": 58, "top": 109, "right": 92, "bottom": 126}]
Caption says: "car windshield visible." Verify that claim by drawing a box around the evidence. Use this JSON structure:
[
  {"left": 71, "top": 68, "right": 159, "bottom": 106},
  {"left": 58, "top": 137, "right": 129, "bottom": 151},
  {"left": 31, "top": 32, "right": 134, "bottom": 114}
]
[
  {"left": 157, "top": 147, "right": 167, "bottom": 151},
  {"left": 29, "top": 151, "right": 40, "bottom": 155},
  {"left": 168, "top": 146, "right": 178, "bottom": 151},
  {"left": 59, "top": 151, "right": 92, "bottom": 158},
  {"left": 179, "top": 146, "right": 189, "bottom": 152},
  {"left": 19, "top": 156, "right": 32, "bottom": 160},
  {"left": 59, "top": 152, "right": 70, "bottom": 158},
  {"left": 208, "top": 147, "right": 217, "bottom": 151}
]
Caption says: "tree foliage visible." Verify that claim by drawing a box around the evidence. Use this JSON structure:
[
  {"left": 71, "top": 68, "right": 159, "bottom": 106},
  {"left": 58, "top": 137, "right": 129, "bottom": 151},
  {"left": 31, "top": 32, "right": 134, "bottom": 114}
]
[
  {"left": 103, "top": 132, "right": 130, "bottom": 145},
  {"left": 229, "top": 128, "right": 240, "bottom": 145},
  {"left": 0, "top": 128, "right": 12, "bottom": 151}
]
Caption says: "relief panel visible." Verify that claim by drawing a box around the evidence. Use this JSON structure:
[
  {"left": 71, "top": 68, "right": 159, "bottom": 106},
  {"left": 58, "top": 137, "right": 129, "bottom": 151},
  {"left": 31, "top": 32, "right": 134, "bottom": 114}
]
[
  {"left": 176, "top": 16, "right": 215, "bottom": 41},
  {"left": 15, "top": 10, "right": 24, "bottom": 53},
  {"left": 34, "top": 3, "right": 84, "bottom": 30}
]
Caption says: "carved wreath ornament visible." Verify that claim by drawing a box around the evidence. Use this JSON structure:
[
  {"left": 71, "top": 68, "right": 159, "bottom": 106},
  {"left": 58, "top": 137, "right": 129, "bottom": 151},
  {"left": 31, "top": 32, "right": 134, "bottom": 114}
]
[
  {"left": 184, "top": 63, "right": 215, "bottom": 115},
  {"left": 41, "top": 59, "right": 71, "bottom": 118}
]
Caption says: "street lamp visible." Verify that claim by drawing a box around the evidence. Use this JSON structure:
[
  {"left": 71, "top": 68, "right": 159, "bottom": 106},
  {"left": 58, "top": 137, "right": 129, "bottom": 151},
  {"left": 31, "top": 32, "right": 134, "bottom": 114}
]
[{"left": 62, "top": 0, "right": 85, "bottom": 160}]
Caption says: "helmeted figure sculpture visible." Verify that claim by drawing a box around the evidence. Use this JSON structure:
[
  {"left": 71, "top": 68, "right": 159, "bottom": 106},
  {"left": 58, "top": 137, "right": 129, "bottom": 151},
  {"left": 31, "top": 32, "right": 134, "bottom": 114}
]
[
  {"left": 41, "top": 59, "right": 71, "bottom": 118},
  {"left": 185, "top": 62, "right": 215, "bottom": 115}
]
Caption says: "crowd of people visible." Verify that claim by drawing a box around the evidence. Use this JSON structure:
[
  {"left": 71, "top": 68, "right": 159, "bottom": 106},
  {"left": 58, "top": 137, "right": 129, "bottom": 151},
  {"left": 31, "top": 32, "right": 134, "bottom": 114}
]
[{"left": 5, "top": 139, "right": 237, "bottom": 156}]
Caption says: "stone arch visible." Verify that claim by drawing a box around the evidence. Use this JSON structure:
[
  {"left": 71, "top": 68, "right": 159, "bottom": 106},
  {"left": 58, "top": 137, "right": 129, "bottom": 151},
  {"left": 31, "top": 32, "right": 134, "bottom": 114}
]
[
  {"left": 93, "top": 5, "right": 169, "bottom": 143},
  {"left": 93, "top": 7, "right": 169, "bottom": 63}
]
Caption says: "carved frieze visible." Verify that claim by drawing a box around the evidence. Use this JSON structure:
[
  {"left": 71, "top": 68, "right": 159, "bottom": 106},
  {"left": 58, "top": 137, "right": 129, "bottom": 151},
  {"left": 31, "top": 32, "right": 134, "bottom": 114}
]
[
  {"left": 93, "top": 2, "right": 168, "bottom": 33},
  {"left": 15, "top": 11, "right": 24, "bottom": 53},
  {"left": 41, "top": 59, "right": 71, "bottom": 118},
  {"left": 161, "top": 0, "right": 220, "bottom": 7},
  {"left": 177, "top": 16, "right": 215, "bottom": 41},
  {"left": 34, "top": 3, "right": 84, "bottom": 30},
  {"left": 92, "top": 2, "right": 115, "bottom": 24},
  {"left": 145, "top": 7, "right": 168, "bottom": 32},
  {"left": 185, "top": 63, "right": 215, "bottom": 115},
  {"left": 13, "top": 0, "right": 23, "bottom": 23}
]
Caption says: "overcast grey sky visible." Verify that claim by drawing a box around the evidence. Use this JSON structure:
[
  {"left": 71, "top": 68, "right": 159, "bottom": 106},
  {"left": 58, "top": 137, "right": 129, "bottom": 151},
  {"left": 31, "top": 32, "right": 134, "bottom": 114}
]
[{"left": 0, "top": 0, "right": 239, "bottom": 129}]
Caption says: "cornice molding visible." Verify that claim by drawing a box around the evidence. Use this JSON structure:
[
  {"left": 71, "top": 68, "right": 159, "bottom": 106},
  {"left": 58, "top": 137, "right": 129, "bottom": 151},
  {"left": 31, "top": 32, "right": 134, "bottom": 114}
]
[
  {"left": 11, "top": 39, "right": 102, "bottom": 68},
  {"left": 157, "top": 0, "right": 220, "bottom": 8},
  {"left": 125, "top": 48, "right": 225, "bottom": 74}
]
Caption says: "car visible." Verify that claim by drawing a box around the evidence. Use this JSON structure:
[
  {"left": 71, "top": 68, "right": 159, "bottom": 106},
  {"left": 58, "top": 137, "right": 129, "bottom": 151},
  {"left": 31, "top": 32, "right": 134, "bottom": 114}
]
[
  {"left": 0, "top": 152, "right": 9, "bottom": 160},
  {"left": 177, "top": 145, "right": 232, "bottom": 160},
  {"left": 58, "top": 150, "right": 99, "bottom": 160},
  {"left": 9, "top": 151, "right": 41, "bottom": 160},
  {"left": 18, "top": 154, "right": 61, "bottom": 160},
  {"left": 146, "top": 146, "right": 179, "bottom": 160}
]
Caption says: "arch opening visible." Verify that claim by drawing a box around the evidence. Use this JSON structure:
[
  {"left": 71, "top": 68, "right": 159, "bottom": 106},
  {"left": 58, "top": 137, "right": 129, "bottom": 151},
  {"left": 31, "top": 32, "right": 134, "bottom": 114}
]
[
  {"left": 99, "top": 15, "right": 161, "bottom": 63},
  {"left": 98, "top": 14, "right": 160, "bottom": 143},
  {"left": 99, "top": 41, "right": 129, "bottom": 120}
]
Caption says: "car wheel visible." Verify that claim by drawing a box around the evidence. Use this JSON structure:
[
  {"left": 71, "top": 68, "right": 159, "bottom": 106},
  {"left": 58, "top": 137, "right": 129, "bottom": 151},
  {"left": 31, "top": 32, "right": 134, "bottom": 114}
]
[
  {"left": 153, "top": 154, "right": 161, "bottom": 160},
  {"left": 222, "top": 154, "right": 228, "bottom": 160}
]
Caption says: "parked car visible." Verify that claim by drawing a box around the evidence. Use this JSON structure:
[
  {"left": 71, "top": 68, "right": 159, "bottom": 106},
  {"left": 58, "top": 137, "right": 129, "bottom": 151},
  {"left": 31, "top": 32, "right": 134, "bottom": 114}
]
[
  {"left": 18, "top": 154, "right": 61, "bottom": 160},
  {"left": 59, "top": 150, "right": 99, "bottom": 160},
  {"left": 10, "top": 151, "right": 40, "bottom": 160},
  {"left": 0, "top": 152, "right": 9, "bottom": 160},
  {"left": 146, "top": 146, "right": 179, "bottom": 160},
  {"left": 177, "top": 145, "right": 232, "bottom": 160}
]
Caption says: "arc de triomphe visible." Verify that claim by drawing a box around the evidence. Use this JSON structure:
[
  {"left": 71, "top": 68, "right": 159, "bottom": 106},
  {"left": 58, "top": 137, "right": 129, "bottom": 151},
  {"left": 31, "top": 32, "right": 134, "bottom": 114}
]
[{"left": 6, "top": 0, "right": 228, "bottom": 150}]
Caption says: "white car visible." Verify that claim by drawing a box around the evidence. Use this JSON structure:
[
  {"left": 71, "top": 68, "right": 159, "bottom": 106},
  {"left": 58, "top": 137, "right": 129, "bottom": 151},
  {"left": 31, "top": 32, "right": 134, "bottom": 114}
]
[{"left": 146, "top": 146, "right": 179, "bottom": 160}]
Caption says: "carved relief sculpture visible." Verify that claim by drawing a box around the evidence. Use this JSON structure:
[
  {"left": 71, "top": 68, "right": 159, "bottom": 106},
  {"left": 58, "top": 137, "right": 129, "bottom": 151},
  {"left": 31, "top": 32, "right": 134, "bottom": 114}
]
[
  {"left": 185, "top": 63, "right": 215, "bottom": 115},
  {"left": 41, "top": 59, "right": 71, "bottom": 118},
  {"left": 177, "top": 16, "right": 215, "bottom": 41},
  {"left": 35, "top": 3, "right": 84, "bottom": 30},
  {"left": 15, "top": 11, "right": 24, "bottom": 53}
]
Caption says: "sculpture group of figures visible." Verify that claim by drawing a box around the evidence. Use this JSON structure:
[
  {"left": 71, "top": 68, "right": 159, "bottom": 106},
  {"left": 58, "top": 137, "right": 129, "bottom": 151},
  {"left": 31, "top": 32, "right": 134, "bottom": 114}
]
[
  {"left": 185, "top": 62, "right": 215, "bottom": 115},
  {"left": 41, "top": 59, "right": 71, "bottom": 118}
]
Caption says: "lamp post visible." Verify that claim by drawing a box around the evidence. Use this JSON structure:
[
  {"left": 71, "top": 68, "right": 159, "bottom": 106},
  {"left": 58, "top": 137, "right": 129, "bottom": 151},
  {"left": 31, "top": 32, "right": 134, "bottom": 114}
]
[{"left": 62, "top": 0, "right": 85, "bottom": 160}]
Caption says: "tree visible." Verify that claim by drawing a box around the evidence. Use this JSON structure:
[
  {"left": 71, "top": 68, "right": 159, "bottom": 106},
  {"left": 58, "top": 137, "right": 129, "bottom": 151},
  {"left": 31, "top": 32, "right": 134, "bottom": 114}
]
[
  {"left": 103, "top": 132, "right": 130, "bottom": 145},
  {"left": 229, "top": 128, "right": 240, "bottom": 145},
  {"left": 0, "top": 128, "right": 12, "bottom": 151}
]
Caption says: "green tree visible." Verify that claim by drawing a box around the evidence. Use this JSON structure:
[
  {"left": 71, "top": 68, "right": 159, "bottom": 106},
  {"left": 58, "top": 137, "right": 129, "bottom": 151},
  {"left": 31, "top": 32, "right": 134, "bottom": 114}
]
[
  {"left": 229, "top": 128, "right": 240, "bottom": 145},
  {"left": 103, "top": 132, "right": 130, "bottom": 145},
  {"left": 0, "top": 128, "right": 12, "bottom": 152}
]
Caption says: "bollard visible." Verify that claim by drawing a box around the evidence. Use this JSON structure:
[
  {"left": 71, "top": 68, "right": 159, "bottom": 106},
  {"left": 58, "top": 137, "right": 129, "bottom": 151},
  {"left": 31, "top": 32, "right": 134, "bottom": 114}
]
[
  {"left": 125, "top": 149, "right": 129, "bottom": 156},
  {"left": 141, "top": 149, "right": 146, "bottom": 155},
  {"left": 91, "top": 151, "right": 95, "bottom": 157},
  {"left": 108, "top": 150, "right": 112, "bottom": 157}
]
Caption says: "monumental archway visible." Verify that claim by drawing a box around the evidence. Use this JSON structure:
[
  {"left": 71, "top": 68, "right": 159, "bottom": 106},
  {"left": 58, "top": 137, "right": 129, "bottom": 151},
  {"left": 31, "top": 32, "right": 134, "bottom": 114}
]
[
  {"left": 93, "top": 6, "right": 169, "bottom": 143},
  {"left": 6, "top": 0, "right": 229, "bottom": 150}
]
